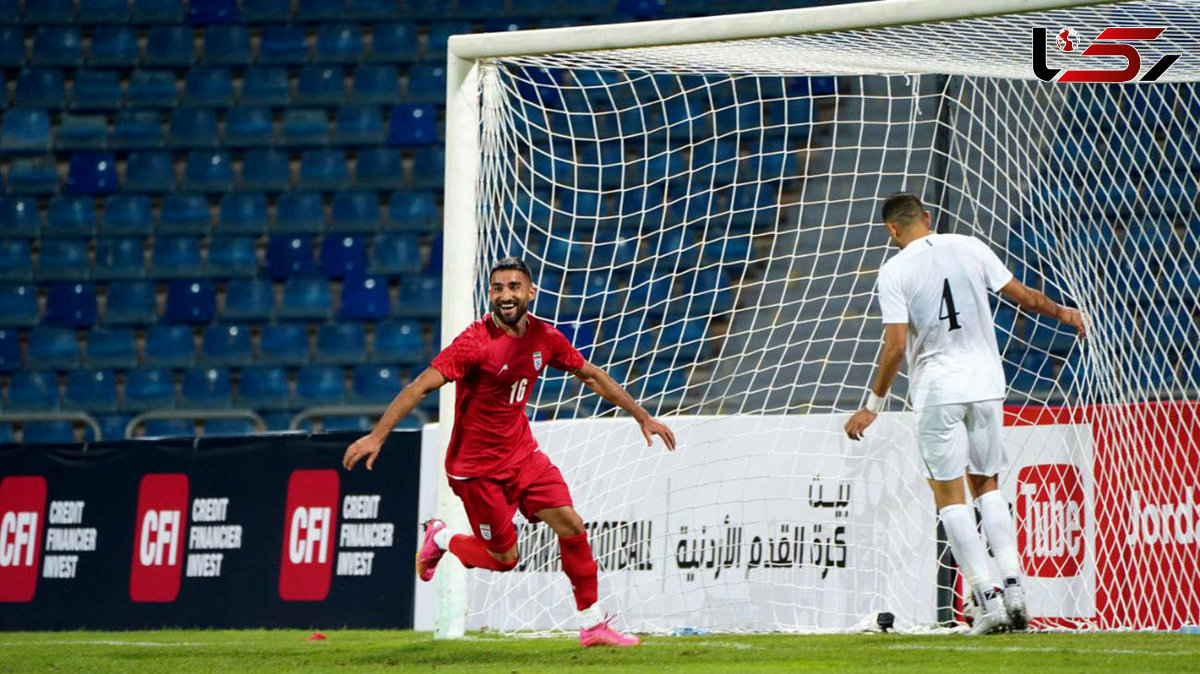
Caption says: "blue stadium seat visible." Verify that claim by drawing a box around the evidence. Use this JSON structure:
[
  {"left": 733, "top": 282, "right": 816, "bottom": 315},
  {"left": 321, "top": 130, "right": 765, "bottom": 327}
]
[
  {"left": 125, "top": 367, "right": 176, "bottom": 410},
  {"left": 181, "top": 368, "right": 232, "bottom": 408},
  {"left": 388, "top": 104, "right": 438, "bottom": 146},
  {"left": 218, "top": 193, "right": 268, "bottom": 235},
  {"left": 372, "top": 319, "right": 425, "bottom": 363},
  {"left": 183, "top": 68, "right": 235, "bottom": 108},
  {"left": 0, "top": 197, "right": 41, "bottom": 238},
  {"left": 65, "top": 152, "right": 119, "bottom": 195},
  {"left": 134, "top": 0, "right": 185, "bottom": 22},
  {"left": 95, "top": 414, "right": 133, "bottom": 442},
  {"left": 102, "top": 195, "right": 153, "bottom": 236},
  {"left": 240, "top": 67, "right": 290, "bottom": 107},
  {"left": 92, "top": 237, "right": 147, "bottom": 279},
  {"left": 103, "top": 281, "right": 157, "bottom": 325},
  {"left": 0, "top": 423, "right": 12, "bottom": 444},
  {"left": 298, "top": 149, "right": 349, "bottom": 190},
  {"left": 322, "top": 415, "right": 373, "bottom": 432},
  {"left": 239, "top": 366, "right": 291, "bottom": 410},
  {"left": 205, "top": 418, "right": 256, "bottom": 436},
  {"left": 278, "top": 278, "right": 332, "bottom": 320},
  {"left": 369, "top": 233, "right": 421, "bottom": 275},
  {"left": 351, "top": 65, "right": 402, "bottom": 105},
  {"left": 188, "top": 0, "right": 238, "bottom": 25},
  {"left": 274, "top": 192, "right": 325, "bottom": 233},
  {"left": 56, "top": 114, "right": 110, "bottom": 150},
  {"left": 8, "top": 371, "right": 61, "bottom": 411},
  {"left": 423, "top": 22, "right": 472, "bottom": 61},
  {"left": 280, "top": 109, "right": 330, "bottom": 146},
  {"left": 151, "top": 236, "right": 203, "bottom": 277},
  {"left": 297, "top": 0, "right": 345, "bottom": 20},
  {"left": 319, "top": 235, "right": 368, "bottom": 277},
  {"left": 127, "top": 70, "right": 178, "bottom": 108},
  {"left": 64, "top": 369, "right": 117, "bottom": 413},
  {"left": 23, "top": 421, "right": 76, "bottom": 444},
  {"left": 2, "top": 110, "right": 51, "bottom": 151},
  {"left": 125, "top": 151, "right": 176, "bottom": 192},
  {"left": 0, "top": 241, "right": 33, "bottom": 281},
  {"left": 79, "top": 0, "right": 131, "bottom": 23},
  {"left": 316, "top": 24, "right": 364, "bottom": 63},
  {"left": 406, "top": 64, "right": 446, "bottom": 103},
  {"left": 88, "top": 27, "right": 140, "bottom": 67},
  {"left": 330, "top": 191, "right": 381, "bottom": 231},
  {"left": 144, "top": 325, "right": 196, "bottom": 368},
  {"left": 15, "top": 69, "right": 66, "bottom": 108},
  {"left": 222, "top": 278, "right": 274, "bottom": 322},
  {"left": 165, "top": 279, "right": 217, "bottom": 324},
  {"left": 241, "top": 0, "right": 291, "bottom": 21},
  {"left": 224, "top": 107, "right": 273, "bottom": 147},
  {"left": 113, "top": 110, "right": 164, "bottom": 149},
  {"left": 201, "top": 323, "right": 252, "bottom": 367},
  {"left": 44, "top": 196, "right": 97, "bottom": 237},
  {"left": 144, "top": 26, "right": 195, "bottom": 66},
  {"left": 240, "top": 149, "right": 291, "bottom": 192},
  {"left": 32, "top": 27, "right": 83, "bottom": 67},
  {"left": 266, "top": 234, "right": 317, "bottom": 278},
  {"left": 160, "top": 194, "right": 212, "bottom": 234},
  {"left": 28, "top": 326, "right": 80, "bottom": 370},
  {"left": 0, "top": 329, "right": 20, "bottom": 372},
  {"left": 206, "top": 237, "right": 258, "bottom": 277},
  {"left": 0, "top": 27, "right": 20, "bottom": 68},
  {"left": 339, "top": 275, "right": 389, "bottom": 320},
  {"left": 7, "top": 157, "right": 60, "bottom": 195},
  {"left": 296, "top": 365, "right": 345, "bottom": 406},
  {"left": 37, "top": 239, "right": 91, "bottom": 281},
  {"left": 348, "top": 0, "right": 398, "bottom": 18},
  {"left": 0, "top": 284, "right": 39, "bottom": 328},
  {"left": 183, "top": 151, "right": 235, "bottom": 192},
  {"left": 85, "top": 328, "right": 139, "bottom": 369},
  {"left": 356, "top": 148, "right": 402, "bottom": 189},
  {"left": 259, "top": 323, "right": 310, "bottom": 366},
  {"left": 408, "top": 147, "right": 443, "bottom": 188},
  {"left": 396, "top": 275, "right": 440, "bottom": 316},
  {"left": 369, "top": 23, "right": 418, "bottom": 62},
  {"left": 259, "top": 24, "right": 308, "bottom": 65},
  {"left": 315, "top": 323, "right": 367, "bottom": 364},
  {"left": 142, "top": 419, "right": 192, "bottom": 437},
  {"left": 333, "top": 106, "right": 384, "bottom": 145},
  {"left": 45, "top": 282, "right": 98, "bottom": 328},
  {"left": 296, "top": 66, "right": 345, "bottom": 106},
  {"left": 351, "top": 364, "right": 401, "bottom": 404},
  {"left": 202, "top": 25, "right": 252, "bottom": 65}
]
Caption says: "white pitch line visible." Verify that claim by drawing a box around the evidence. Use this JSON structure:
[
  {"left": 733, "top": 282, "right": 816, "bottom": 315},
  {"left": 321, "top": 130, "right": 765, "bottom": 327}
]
[{"left": 886, "top": 643, "right": 1197, "bottom": 657}]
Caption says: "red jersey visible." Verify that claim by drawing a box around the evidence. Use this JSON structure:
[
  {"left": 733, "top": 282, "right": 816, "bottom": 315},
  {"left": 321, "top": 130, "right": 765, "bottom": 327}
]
[{"left": 430, "top": 313, "right": 585, "bottom": 478}]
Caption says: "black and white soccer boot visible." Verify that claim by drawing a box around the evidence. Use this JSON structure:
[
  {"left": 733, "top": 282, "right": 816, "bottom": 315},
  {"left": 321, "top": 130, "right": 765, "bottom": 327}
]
[
  {"left": 1002, "top": 577, "right": 1029, "bottom": 631},
  {"left": 967, "top": 588, "right": 1010, "bottom": 636}
]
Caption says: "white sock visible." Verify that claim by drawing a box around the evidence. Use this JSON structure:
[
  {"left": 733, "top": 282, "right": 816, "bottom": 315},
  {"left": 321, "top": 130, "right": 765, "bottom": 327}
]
[
  {"left": 577, "top": 605, "right": 603, "bottom": 630},
  {"left": 976, "top": 490, "right": 1022, "bottom": 582},
  {"left": 432, "top": 527, "right": 455, "bottom": 551},
  {"left": 939, "top": 503, "right": 996, "bottom": 594}
]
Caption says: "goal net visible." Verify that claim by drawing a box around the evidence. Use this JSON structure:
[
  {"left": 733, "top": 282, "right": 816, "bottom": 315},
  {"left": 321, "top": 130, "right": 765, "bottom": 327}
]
[{"left": 434, "top": 0, "right": 1200, "bottom": 634}]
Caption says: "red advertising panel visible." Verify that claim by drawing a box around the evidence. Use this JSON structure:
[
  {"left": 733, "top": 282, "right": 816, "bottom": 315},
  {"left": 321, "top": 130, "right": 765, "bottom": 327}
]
[
  {"left": 129, "top": 473, "right": 190, "bottom": 603},
  {"left": 278, "top": 469, "right": 340, "bottom": 601},
  {"left": 0, "top": 476, "right": 47, "bottom": 602}
]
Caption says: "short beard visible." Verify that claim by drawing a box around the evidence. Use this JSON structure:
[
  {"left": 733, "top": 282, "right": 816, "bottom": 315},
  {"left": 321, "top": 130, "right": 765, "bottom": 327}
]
[{"left": 493, "top": 303, "right": 527, "bottom": 326}]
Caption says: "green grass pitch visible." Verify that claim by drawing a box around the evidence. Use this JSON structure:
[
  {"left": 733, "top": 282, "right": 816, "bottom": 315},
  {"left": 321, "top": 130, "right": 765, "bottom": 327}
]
[{"left": 1, "top": 630, "right": 1198, "bottom": 673}]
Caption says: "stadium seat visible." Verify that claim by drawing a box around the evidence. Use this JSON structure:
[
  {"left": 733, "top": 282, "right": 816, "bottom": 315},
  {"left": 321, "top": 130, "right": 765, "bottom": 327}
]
[
  {"left": 89, "top": 26, "right": 140, "bottom": 67},
  {"left": 259, "top": 323, "right": 311, "bottom": 367},
  {"left": 278, "top": 278, "right": 332, "bottom": 320},
  {"left": 164, "top": 279, "right": 217, "bottom": 324},
  {"left": 206, "top": 237, "right": 258, "bottom": 277},
  {"left": 125, "top": 367, "right": 176, "bottom": 410},
  {"left": 329, "top": 192, "right": 381, "bottom": 232},
  {"left": 56, "top": 114, "right": 110, "bottom": 150},
  {"left": 280, "top": 109, "right": 330, "bottom": 146},
  {"left": 340, "top": 275, "right": 390, "bottom": 321},
  {"left": 239, "top": 366, "right": 291, "bottom": 410},
  {"left": 0, "top": 197, "right": 42, "bottom": 238},
  {"left": 201, "top": 323, "right": 252, "bottom": 367},
  {"left": 127, "top": 70, "right": 178, "bottom": 108},
  {"left": 315, "top": 323, "right": 367, "bottom": 364},
  {"left": 406, "top": 64, "right": 446, "bottom": 103},
  {"left": 372, "top": 319, "right": 425, "bottom": 363},
  {"left": 0, "top": 329, "right": 20, "bottom": 372},
  {"left": 368, "top": 24, "right": 418, "bottom": 62},
  {"left": 322, "top": 415, "right": 374, "bottom": 432},
  {"left": 0, "top": 283, "right": 39, "bottom": 328},
  {"left": 333, "top": 106, "right": 384, "bottom": 145},
  {"left": 356, "top": 148, "right": 402, "bottom": 189},
  {"left": 44, "top": 196, "right": 98, "bottom": 237},
  {"left": 160, "top": 194, "right": 212, "bottom": 234},
  {"left": 205, "top": 418, "right": 257, "bottom": 437},
  {"left": 351, "top": 364, "right": 401, "bottom": 404},
  {"left": 298, "top": 149, "right": 350, "bottom": 190},
  {"left": 0, "top": 241, "right": 33, "bottom": 281},
  {"left": 182, "top": 69, "right": 235, "bottom": 108},
  {"left": 113, "top": 110, "right": 164, "bottom": 150},
  {"left": 240, "top": 149, "right": 292, "bottom": 192},
  {"left": 125, "top": 151, "right": 176, "bottom": 192},
  {"left": 396, "top": 276, "right": 440, "bottom": 316},
  {"left": 369, "top": 233, "right": 421, "bottom": 275},
  {"left": 144, "top": 26, "right": 195, "bottom": 66},
  {"left": 188, "top": 0, "right": 238, "bottom": 25},
  {"left": 92, "top": 237, "right": 147, "bottom": 280},
  {"left": 45, "top": 282, "right": 98, "bottom": 328},
  {"left": 28, "top": 326, "right": 80, "bottom": 370},
  {"left": 2, "top": 109, "right": 51, "bottom": 151},
  {"left": 95, "top": 414, "right": 132, "bottom": 442},
  {"left": 23, "top": 421, "right": 76, "bottom": 444},
  {"left": 348, "top": 0, "right": 398, "bottom": 18},
  {"left": 144, "top": 325, "right": 196, "bottom": 368},
  {"left": 296, "top": 365, "right": 345, "bottom": 406},
  {"left": 297, "top": 0, "right": 344, "bottom": 20},
  {"left": 37, "top": 239, "right": 91, "bottom": 281},
  {"left": 0, "top": 28, "right": 18, "bottom": 70},
  {"left": 423, "top": 22, "right": 472, "bottom": 61},
  {"left": 151, "top": 236, "right": 204, "bottom": 277},
  {"left": 351, "top": 65, "right": 402, "bottom": 105},
  {"left": 8, "top": 371, "right": 60, "bottom": 411},
  {"left": 183, "top": 151, "right": 235, "bottom": 192},
  {"left": 202, "top": 25, "right": 252, "bottom": 65},
  {"left": 407, "top": 147, "right": 443, "bottom": 188},
  {"left": 316, "top": 24, "right": 365, "bottom": 63},
  {"left": 79, "top": 0, "right": 131, "bottom": 23},
  {"left": 218, "top": 193, "right": 268, "bottom": 235},
  {"left": 85, "top": 328, "right": 139, "bottom": 369},
  {"left": 65, "top": 152, "right": 119, "bottom": 195},
  {"left": 100, "top": 195, "right": 153, "bottom": 237},
  {"left": 388, "top": 104, "right": 438, "bottom": 146},
  {"left": 241, "top": 0, "right": 292, "bottom": 21},
  {"left": 32, "top": 26, "right": 83, "bottom": 67},
  {"left": 142, "top": 419, "right": 192, "bottom": 437},
  {"left": 181, "top": 368, "right": 232, "bottom": 408},
  {"left": 7, "top": 157, "right": 60, "bottom": 195},
  {"left": 222, "top": 278, "right": 275, "bottom": 322},
  {"left": 274, "top": 192, "right": 326, "bottom": 233},
  {"left": 134, "top": 0, "right": 185, "bottom": 22},
  {"left": 319, "top": 235, "right": 369, "bottom": 278},
  {"left": 102, "top": 281, "right": 157, "bottom": 325},
  {"left": 266, "top": 234, "right": 317, "bottom": 278},
  {"left": 296, "top": 66, "right": 345, "bottom": 106},
  {"left": 385, "top": 191, "right": 438, "bottom": 232},
  {"left": 224, "top": 107, "right": 273, "bottom": 147},
  {"left": 260, "top": 24, "right": 308, "bottom": 65},
  {"left": 14, "top": 69, "right": 67, "bottom": 108},
  {"left": 240, "top": 68, "right": 290, "bottom": 107},
  {"left": 64, "top": 369, "right": 117, "bottom": 413}
]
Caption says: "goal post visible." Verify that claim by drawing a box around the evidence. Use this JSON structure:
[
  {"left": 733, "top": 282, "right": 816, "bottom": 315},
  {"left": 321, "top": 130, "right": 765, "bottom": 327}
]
[{"left": 435, "top": 0, "right": 1200, "bottom": 636}]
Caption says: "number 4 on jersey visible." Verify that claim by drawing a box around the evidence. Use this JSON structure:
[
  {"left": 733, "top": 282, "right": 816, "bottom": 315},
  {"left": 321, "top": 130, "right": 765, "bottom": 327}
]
[{"left": 940, "top": 278, "right": 962, "bottom": 332}]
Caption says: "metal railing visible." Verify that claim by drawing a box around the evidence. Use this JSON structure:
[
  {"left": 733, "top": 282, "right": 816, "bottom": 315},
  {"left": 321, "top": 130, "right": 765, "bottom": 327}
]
[
  {"left": 0, "top": 412, "right": 103, "bottom": 443},
  {"left": 125, "top": 409, "right": 267, "bottom": 439}
]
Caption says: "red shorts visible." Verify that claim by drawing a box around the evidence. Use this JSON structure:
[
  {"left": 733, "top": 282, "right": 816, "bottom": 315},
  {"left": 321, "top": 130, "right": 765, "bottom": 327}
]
[{"left": 448, "top": 450, "right": 573, "bottom": 553}]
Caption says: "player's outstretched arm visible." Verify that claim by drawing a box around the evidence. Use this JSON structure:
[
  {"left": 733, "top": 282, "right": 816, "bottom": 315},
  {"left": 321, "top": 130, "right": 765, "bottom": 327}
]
[
  {"left": 342, "top": 367, "right": 448, "bottom": 471},
  {"left": 572, "top": 362, "right": 677, "bottom": 451},
  {"left": 845, "top": 323, "right": 907, "bottom": 441},
  {"left": 999, "top": 278, "right": 1087, "bottom": 339}
]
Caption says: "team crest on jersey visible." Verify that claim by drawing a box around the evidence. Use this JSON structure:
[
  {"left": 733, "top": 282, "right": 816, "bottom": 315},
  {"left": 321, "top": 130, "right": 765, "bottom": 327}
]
[
  {"left": 532, "top": 351, "right": 543, "bottom": 371},
  {"left": 479, "top": 524, "right": 492, "bottom": 541}
]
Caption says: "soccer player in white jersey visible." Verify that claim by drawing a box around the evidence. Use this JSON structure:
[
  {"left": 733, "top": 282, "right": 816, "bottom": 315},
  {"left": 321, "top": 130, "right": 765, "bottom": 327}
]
[{"left": 844, "top": 192, "right": 1086, "bottom": 635}]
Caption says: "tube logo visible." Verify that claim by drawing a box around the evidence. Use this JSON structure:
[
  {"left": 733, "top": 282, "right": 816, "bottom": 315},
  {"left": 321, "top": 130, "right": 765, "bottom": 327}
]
[
  {"left": 279, "top": 470, "right": 340, "bottom": 601},
  {"left": 0, "top": 476, "right": 47, "bottom": 602},
  {"left": 1016, "top": 464, "right": 1085, "bottom": 578},
  {"left": 129, "top": 474, "right": 190, "bottom": 602}
]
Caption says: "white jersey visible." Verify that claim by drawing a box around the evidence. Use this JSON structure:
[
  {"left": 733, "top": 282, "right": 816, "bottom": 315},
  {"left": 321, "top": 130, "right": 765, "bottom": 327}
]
[{"left": 876, "top": 233, "right": 1013, "bottom": 410}]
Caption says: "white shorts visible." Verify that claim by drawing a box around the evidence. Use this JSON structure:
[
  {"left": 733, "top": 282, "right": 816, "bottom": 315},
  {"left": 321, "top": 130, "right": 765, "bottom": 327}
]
[{"left": 916, "top": 399, "right": 1007, "bottom": 481}]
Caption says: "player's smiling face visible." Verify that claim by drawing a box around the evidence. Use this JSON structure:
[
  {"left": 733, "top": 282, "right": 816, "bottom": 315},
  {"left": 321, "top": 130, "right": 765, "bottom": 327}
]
[{"left": 489, "top": 269, "right": 536, "bottom": 326}]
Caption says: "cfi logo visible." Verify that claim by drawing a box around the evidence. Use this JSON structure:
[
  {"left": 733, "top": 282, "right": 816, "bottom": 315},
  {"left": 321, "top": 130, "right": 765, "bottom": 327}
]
[
  {"left": 129, "top": 474, "right": 190, "bottom": 602},
  {"left": 279, "top": 470, "right": 340, "bottom": 601},
  {"left": 532, "top": 351, "right": 543, "bottom": 371},
  {"left": 1056, "top": 27, "right": 1079, "bottom": 52},
  {"left": 1016, "top": 464, "right": 1086, "bottom": 578},
  {"left": 0, "top": 476, "right": 47, "bottom": 603}
]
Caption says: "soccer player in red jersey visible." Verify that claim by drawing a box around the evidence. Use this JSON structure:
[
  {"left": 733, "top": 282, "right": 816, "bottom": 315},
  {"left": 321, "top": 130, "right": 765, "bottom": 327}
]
[{"left": 343, "top": 257, "right": 676, "bottom": 647}]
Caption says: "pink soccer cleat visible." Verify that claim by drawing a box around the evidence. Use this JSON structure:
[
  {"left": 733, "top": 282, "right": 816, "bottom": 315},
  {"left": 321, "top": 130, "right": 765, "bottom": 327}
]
[
  {"left": 579, "top": 614, "right": 641, "bottom": 648},
  {"left": 415, "top": 519, "right": 446, "bottom": 582}
]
